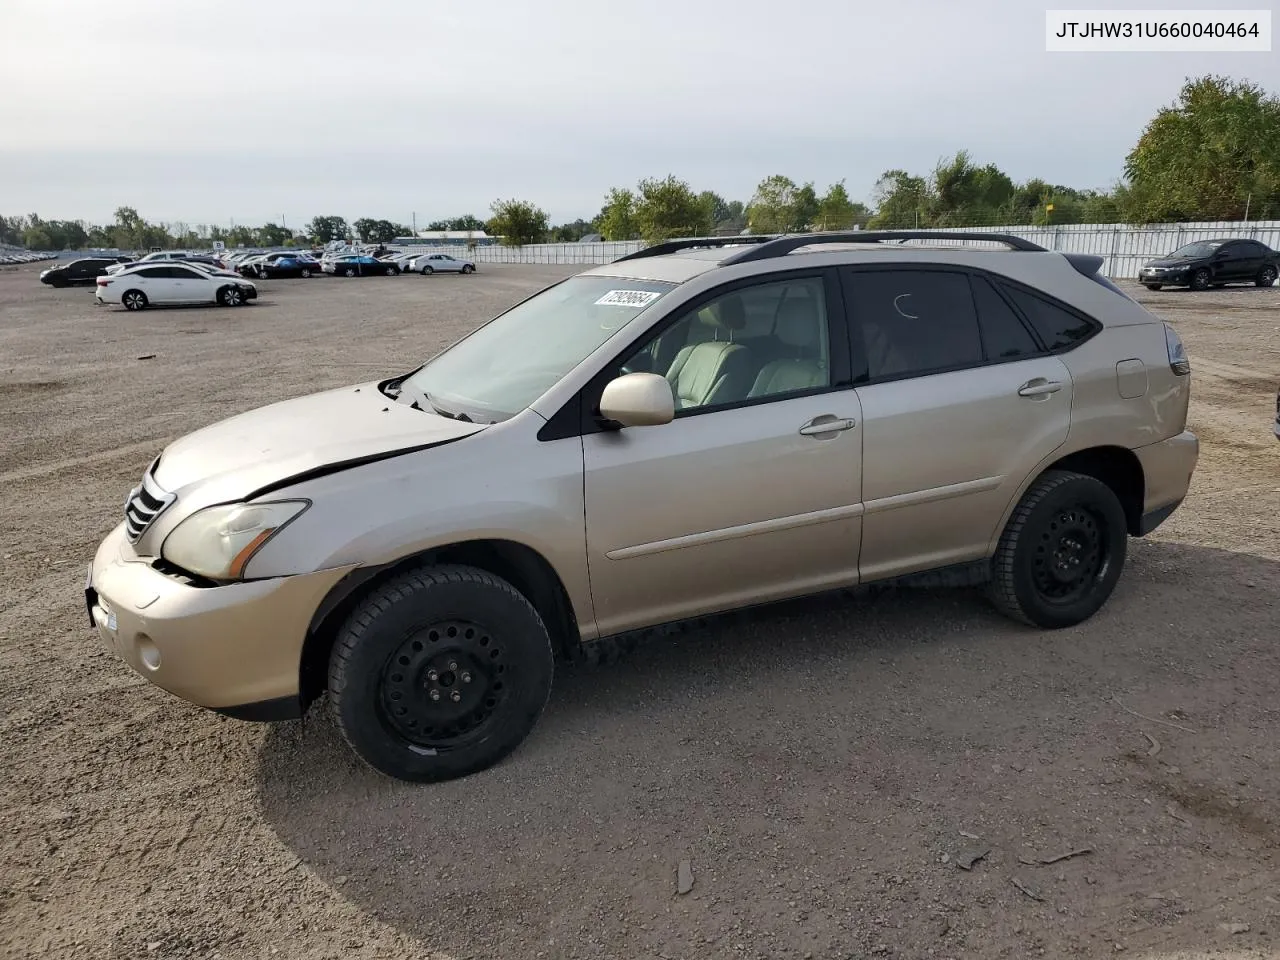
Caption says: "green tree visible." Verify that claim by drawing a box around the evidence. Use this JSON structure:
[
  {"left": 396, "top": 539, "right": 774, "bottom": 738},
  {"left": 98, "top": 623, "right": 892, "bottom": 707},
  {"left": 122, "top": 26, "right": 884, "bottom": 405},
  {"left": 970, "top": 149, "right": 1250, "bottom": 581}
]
[
  {"left": 488, "top": 199, "right": 549, "bottom": 245},
  {"left": 745, "top": 175, "right": 818, "bottom": 233},
  {"left": 550, "top": 218, "right": 593, "bottom": 242},
  {"left": 633, "top": 175, "right": 712, "bottom": 242},
  {"left": 257, "top": 222, "right": 292, "bottom": 246},
  {"left": 307, "top": 215, "right": 349, "bottom": 243},
  {"left": 0, "top": 215, "right": 24, "bottom": 246},
  {"left": 867, "top": 169, "right": 933, "bottom": 228},
  {"left": 1122, "top": 74, "right": 1280, "bottom": 222},
  {"left": 352, "top": 218, "right": 401, "bottom": 243},
  {"left": 597, "top": 187, "right": 639, "bottom": 240},
  {"left": 22, "top": 224, "right": 54, "bottom": 249},
  {"left": 812, "top": 181, "right": 869, "bottom": 231}
]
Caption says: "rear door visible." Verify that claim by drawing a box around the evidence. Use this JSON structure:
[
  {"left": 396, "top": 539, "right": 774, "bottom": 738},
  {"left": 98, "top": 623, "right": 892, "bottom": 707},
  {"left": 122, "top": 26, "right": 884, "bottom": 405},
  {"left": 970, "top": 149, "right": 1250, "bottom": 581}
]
[{"left": 844, "top": 266, "right": 1076, "bottom": 582}]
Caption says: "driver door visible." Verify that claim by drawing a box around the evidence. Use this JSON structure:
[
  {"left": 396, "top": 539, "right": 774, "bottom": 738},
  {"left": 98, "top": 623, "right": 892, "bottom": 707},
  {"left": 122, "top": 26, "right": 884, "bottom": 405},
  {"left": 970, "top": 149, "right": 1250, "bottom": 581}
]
[{"left": 581, "top": 270, "right": 864, "bottom": 637}]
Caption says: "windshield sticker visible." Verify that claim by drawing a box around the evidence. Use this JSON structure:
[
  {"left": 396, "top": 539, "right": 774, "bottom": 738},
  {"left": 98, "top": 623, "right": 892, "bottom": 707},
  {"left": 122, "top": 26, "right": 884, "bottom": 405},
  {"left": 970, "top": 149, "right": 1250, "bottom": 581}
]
[{"left": 595, "top": 289, "right": 662, "bottom": 308}]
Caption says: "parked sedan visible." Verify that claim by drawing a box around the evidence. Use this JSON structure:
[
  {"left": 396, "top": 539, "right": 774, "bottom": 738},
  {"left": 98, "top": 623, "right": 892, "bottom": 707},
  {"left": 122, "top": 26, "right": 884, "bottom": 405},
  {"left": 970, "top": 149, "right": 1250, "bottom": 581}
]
[
  {"left": 322, "top": 254, "right": 400, "bottom": 277},
  {"left": 95, "top": 262, "right": 258, "bottom": 310},
  {"left": 409, "top": 252, "right": 476, "bottom": 275},
  {"left": 40, "top": 256, "right": 134, "bottom": 287},
  {"left": 257, "top": 254, "right": 321, "bottom": 279},
  {"left": 1139, "top": 238, "right": 1279, "bottom": 291}
]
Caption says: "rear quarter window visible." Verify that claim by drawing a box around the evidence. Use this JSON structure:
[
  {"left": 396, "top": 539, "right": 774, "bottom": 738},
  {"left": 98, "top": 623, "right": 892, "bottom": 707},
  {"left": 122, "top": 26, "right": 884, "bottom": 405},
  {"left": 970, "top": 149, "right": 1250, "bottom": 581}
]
[{"left": 997, "top": 284, "right": 1098, "bottom": 351}]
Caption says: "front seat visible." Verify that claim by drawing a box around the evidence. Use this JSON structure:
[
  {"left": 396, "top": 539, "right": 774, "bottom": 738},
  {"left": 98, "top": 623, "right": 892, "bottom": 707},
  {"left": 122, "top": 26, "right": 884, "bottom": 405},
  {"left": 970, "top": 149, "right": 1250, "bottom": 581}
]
[
  {"left": 664, "top": 295, "right": 754, "bottom": 408},
  {"left": 748, "top": 298, "right": 828, "bottom": 397}
]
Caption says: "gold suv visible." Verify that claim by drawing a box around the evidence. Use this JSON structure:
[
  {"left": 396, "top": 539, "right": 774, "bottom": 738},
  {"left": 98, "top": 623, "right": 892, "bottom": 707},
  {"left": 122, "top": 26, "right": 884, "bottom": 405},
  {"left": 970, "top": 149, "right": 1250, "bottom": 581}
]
[{"left": 86, "top": 232, "right": 1199, "bottom": 782}]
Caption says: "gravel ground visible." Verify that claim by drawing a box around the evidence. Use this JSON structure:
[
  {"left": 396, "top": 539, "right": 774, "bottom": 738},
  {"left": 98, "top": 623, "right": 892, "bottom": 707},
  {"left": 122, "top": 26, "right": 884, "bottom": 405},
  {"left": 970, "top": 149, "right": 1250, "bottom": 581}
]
[{"left": 1, "top": 261, "right": 1278, "bottom": 960}]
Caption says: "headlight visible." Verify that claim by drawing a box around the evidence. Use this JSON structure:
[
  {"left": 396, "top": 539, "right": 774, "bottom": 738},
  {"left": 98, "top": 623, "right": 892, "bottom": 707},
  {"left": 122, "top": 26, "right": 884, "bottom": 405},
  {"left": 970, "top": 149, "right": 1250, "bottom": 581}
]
[{"left": 162, "top": 500, "right": 309, "bottom": 580}]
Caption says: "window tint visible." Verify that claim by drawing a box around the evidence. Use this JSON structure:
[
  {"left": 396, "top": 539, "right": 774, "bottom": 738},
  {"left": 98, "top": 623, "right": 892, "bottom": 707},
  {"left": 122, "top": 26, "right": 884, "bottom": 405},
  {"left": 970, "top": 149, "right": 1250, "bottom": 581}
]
[
  {"left": 137, "top": 267, "right": 168, "bottom": 278},
  {"left": 620, "top": 277, "right": 832, "bottom": 411},
  {"left": 998, "top": 285, "right": 1096, "bottom": 351},
  {"left": 165, "top": 266, "right": 203, "bottom": 279},
  {"left": 1240, "top": 241, "right": 1266, "bottom": 257},
  {"left": 845, "top": 270, "right": 981, "bottom": 379},
  {"left": 970, "top": 275, "right": 1040, "bottom": 360}
]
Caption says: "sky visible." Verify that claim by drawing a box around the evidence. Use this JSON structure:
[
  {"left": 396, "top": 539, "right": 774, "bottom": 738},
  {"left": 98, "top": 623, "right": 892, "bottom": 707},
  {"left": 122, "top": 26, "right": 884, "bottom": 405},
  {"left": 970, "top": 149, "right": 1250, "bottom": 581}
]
[{"left": 0, "top": 0, "right": 1275, "bottom": 229}]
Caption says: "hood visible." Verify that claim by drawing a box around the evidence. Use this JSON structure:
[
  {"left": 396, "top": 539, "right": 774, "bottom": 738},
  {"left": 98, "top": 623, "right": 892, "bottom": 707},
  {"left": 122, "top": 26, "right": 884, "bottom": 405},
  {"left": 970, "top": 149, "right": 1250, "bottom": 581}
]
[
  {"left": 152, "top": 382, "right": 485, "bottom": 502},
  {"left": 1145, "top": 257, "right": 1198, "bottom": 268}
]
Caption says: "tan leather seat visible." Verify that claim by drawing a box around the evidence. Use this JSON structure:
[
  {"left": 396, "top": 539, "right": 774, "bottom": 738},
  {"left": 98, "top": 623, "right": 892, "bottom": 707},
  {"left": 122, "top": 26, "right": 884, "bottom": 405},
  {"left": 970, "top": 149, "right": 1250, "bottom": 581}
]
[
  {"left": 664, "top": 295, "right": 754, "bottom": 408},
  {"left": 748, "top": 298, "right": 828, "bottom": 397}
]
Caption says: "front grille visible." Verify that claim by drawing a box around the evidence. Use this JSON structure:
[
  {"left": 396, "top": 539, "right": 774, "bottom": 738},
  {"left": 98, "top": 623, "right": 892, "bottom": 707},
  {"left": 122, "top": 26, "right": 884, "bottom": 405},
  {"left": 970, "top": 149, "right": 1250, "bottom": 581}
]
[{"left": 124, "top": 462, "right": 175, "bottom": 544}]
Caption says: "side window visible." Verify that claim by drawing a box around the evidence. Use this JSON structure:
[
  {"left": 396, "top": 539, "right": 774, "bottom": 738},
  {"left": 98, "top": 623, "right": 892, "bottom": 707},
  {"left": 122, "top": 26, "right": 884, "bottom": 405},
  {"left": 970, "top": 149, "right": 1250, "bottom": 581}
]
[
  {"left": 970, "top": 275, "right": 1040, "bottom": 361},
  {"left": 845, "top": 270, "right": 981, "bottom": 380},
  {"left": 1241, "top": 241, "right": 1266, "bottom": 257},
  {"left": 137, "top": 267, "right": 168, "bottom": 278},
  {"left": 618, "top": 277, "right": 832, "bottom": 412},
  {"left": 998, "top": 284, "right": 1096, "bottom": 351}
]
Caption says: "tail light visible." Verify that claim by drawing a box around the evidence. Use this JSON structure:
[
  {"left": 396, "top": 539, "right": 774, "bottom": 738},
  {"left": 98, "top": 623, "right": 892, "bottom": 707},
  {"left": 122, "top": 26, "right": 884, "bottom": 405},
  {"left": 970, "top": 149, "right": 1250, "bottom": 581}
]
[
  {"left": 96, "top": 277, "right": 111, "bottom": 286},
  {"left": 1164, "top": 323, "right": 1190, "bottom": 376}
]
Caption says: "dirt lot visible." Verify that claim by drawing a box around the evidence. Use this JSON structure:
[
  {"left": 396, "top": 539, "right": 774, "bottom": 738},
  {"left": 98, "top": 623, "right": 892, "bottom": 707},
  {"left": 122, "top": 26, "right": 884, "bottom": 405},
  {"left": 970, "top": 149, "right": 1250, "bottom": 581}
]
[{"left": 1, "top": 260, "right": 1278, "bottom": 960}]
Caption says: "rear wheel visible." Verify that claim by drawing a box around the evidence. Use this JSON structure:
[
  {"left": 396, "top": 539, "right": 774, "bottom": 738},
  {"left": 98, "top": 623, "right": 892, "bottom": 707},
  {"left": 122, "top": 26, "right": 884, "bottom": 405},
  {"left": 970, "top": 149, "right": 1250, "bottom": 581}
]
[
  {"left": 421, "top": 265, "right": 434, "bottom": 275},
  {"left": 344, "top": 267, "right": 356, "bottom": 277},
  {"left": 1257, "top": 265, "right": 1278, "bottom": 287},
  {"left": 1190, "top": 268, "right": 1211, "bottom": 291},
  {"left": 1143, "top": 284, "right": 1162, "bottom": 291},
  {"left": 987, "top": 470, "right": 1128, "bottom": 629},
  {"left": 122, "top": 290, "right": 148, "bottom": 311},
  {"left": 329, "top": 564, "right": 554, "bottom": 783}
]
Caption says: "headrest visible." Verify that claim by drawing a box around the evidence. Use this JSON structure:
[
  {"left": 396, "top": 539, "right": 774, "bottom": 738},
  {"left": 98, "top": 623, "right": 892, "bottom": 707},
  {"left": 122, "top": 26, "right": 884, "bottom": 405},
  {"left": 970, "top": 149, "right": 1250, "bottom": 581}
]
[
  {"left": 710, "top": 294, "right": 746, "bottom": 331},
  {"left": 775, "top": 299, "right": 820, "bottom": 348}
]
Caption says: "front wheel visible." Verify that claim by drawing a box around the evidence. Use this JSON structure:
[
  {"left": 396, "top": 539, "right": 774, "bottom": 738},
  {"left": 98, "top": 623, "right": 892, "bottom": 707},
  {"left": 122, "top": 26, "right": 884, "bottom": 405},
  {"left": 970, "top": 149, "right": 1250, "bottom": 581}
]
[
  {"left": 329, "top": 565, "right": 555, "bottom": 783},
  {"left": 122, "top": 290, "right": 148, "bottom": 311},
  {"left": 218, "top": 285, "right": 245, "bottom": 307},
  {"left": 1257, "top": 265, "right": 1278, "bottom": 287},
  {"left": 344, "top": 267, "right": 356, "bottom": 277},
  {"left": 300, "top": 267, "right": 312, "bottom": 278},
  {"left": 987, "top": 470, "right": 1128, "bottom": 629},
  {"left": 1143, "top": 284, "right": 1163, "bottom": 291},
  {"left": 385, "top": 265, "right": 397, "bottom": 276},
  {"left": 1190, "top": 268, "right": 1211, "bottom": 291},
  {"left": 461, "top": 264, "right": 474, "bottom": 274}
]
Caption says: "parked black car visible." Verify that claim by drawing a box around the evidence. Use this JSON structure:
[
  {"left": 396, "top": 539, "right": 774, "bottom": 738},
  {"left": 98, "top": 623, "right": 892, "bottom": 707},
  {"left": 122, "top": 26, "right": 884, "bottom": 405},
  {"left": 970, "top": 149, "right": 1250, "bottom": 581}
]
[
  {"left": 39, "top": 256, "right": 134, "bottom": 287},
  {"left": 1139, "top": 238, "right": 1279, "bottom": 291}
]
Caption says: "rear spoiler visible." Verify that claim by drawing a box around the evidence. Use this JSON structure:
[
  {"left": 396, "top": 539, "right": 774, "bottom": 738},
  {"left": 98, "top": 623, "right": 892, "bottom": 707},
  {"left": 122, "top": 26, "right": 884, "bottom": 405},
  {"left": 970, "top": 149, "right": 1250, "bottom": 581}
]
[{"left": 1065, "top": 252, "right": 1134, "bottom": 301}]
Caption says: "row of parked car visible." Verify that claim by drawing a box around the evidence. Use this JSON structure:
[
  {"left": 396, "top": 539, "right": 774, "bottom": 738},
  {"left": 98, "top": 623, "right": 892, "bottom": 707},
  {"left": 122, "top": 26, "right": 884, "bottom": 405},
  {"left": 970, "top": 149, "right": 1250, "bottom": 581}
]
[{"left": 0, "top": 250, "right": 57, "bottom": 266}]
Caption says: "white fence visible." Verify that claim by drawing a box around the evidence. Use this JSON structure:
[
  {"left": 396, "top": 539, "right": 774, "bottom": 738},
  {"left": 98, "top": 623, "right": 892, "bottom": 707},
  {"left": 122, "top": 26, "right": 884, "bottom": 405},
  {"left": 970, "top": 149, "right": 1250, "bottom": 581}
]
[{"left": 396, "top": 220, "right": 1280, "bottom": 279}]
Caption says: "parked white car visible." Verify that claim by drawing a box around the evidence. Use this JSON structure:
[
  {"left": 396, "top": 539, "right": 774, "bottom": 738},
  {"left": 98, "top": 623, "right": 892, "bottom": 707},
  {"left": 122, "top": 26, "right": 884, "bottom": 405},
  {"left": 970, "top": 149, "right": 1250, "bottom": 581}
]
[
  {"left": 104, "top": 251, "right": 196, "bottom": 275},
  {"left": 408, "top": 252, "right": 476, "bottom": 275},
  {"left": 95, "top": 262, "right": 258, "bottom": 311}
]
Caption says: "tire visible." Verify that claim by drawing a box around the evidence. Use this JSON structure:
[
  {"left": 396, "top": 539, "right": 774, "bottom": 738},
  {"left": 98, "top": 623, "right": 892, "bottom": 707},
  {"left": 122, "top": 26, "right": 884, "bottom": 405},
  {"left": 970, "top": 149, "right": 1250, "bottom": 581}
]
[
  {"left": 329, "top": 564, "right": 555, "bottom": 783},
  {"left": 385, "top": 265, "right": 396, "bottom": 276},
  {"left": 1190, "top": 268, "right": 1211, "bottom": 291},
  {"left": 300, "top": 268, "right": 312, "bottom": 278},
  {"left": 218, "top": 285, "right": 245, "bottom": 307},
  {"left": 421, "top": 265, "right": 434, "bottom": 275},
  {"left": 344, "top": 267, "right": 356, "bottom": 277},
  {"left": 987, "top": 470, "right": 1128, "bottom": 629},
  {"left": 461, "top": 264, "right": 474, "bottom": 274},
  {"left": 1143, "top": 284, "right": 1162, "bottom": 291},
  {"left": 1257, "top": 265, "right": 1278, "bottom": 287},
  {"left": 122, "top": 290, "right": 148, "bottom": 311}
]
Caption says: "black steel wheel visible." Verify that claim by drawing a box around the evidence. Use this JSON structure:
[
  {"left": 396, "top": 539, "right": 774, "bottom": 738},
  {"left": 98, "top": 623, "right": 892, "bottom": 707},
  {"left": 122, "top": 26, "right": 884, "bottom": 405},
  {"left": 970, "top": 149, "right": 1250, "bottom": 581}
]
[
  {"left": 988, "top": 470, "right": 1128, "bottom": 628},
  {"left": 330, "top": 564, "right": 554, "bottom": 782}
]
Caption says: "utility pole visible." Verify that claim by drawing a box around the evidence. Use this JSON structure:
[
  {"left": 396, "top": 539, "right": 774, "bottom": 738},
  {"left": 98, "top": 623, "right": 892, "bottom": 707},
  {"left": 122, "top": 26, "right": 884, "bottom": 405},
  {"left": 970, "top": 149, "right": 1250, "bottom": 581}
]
[{"left": 412, "top": 211, "right": 417, "bottom": 235}]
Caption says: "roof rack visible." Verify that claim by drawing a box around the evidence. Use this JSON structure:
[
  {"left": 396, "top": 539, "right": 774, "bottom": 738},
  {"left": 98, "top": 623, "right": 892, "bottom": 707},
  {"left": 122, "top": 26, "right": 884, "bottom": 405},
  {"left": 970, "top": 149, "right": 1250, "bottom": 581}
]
[
  {"left": 719, "top": 230, "right": 1047, "bottom": 265},
  {"left": 611, "top": 235, "right": 781, "bottom": 263}
]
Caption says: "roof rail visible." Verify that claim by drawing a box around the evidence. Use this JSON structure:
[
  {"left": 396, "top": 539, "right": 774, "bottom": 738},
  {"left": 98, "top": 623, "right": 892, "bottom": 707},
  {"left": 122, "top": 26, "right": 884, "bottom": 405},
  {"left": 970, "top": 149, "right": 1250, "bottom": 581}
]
[
  {"left": 611, "top": 235, "right": 781, "bottom": 263},
  {"left": 719, "top": 230, "right": 1048, "bottom": 265}
]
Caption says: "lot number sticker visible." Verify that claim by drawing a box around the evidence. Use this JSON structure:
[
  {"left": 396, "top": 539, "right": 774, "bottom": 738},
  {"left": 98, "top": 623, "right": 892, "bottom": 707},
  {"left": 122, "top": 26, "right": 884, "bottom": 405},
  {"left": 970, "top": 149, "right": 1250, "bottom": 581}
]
[{"left": 595, "top": 289, "right": 662, "bottom": 308}]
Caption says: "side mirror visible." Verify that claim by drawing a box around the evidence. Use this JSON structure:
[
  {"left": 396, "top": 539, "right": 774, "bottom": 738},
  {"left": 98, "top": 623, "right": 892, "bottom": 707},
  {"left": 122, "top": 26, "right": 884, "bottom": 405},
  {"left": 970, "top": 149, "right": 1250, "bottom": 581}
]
[{"left": 599, "top": 372, "right": 675, "bottom": 427}]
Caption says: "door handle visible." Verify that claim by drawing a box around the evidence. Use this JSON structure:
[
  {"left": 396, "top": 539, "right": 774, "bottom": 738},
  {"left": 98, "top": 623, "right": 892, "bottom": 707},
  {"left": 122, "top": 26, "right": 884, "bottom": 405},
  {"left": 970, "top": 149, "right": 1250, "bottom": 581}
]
[
  {"left": 799, "top": 416, "right": 856, "bottom": 436},
  {"left": 1017, "top": 379, "right": 1063, "bottom": 398}
]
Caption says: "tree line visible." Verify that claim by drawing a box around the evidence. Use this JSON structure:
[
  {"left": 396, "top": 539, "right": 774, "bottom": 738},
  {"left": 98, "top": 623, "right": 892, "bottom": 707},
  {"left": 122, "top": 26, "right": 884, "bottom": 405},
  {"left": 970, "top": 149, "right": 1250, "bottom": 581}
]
[{"left": 4, "top": 75, "right": 1276, "bottom": 252}]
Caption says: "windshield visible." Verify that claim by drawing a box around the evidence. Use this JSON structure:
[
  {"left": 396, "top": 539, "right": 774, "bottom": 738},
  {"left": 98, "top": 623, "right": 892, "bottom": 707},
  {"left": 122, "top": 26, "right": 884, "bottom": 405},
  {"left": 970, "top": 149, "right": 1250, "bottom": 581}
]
[
  {"left": 398, "top": 275, "right": 677, "bottom": 422},
  {"left": 1170, "top": 241, "right": 1223, "bottom": 258}
]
